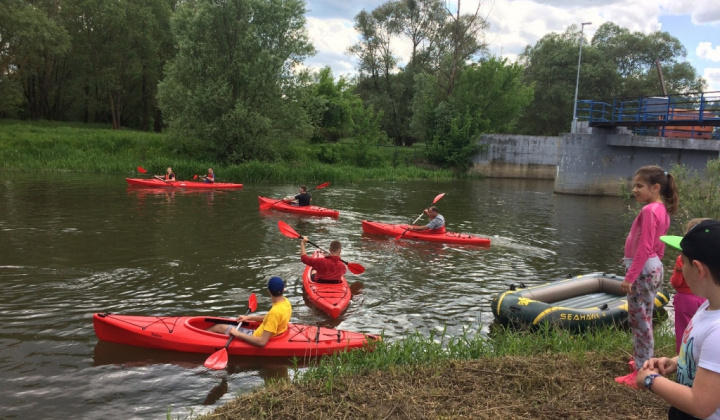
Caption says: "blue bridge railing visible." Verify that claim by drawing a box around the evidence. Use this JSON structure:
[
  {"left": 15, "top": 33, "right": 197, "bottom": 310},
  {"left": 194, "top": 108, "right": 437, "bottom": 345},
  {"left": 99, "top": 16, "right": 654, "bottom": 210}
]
[{"left": 576, "top": 91, "right": 720, "bottom": 139}]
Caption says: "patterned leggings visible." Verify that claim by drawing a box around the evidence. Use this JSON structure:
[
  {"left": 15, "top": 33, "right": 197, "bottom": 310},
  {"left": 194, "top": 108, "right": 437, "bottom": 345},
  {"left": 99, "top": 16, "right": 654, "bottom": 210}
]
[{"left": 625, "top": 256, "right": 663, "bottom": 369}]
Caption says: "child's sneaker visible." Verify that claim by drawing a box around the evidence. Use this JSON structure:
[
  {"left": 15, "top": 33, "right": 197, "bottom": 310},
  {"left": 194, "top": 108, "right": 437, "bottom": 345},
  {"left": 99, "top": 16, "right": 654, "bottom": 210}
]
[{"left": 614, "top": 370, "right": 638, "bottom": 389}]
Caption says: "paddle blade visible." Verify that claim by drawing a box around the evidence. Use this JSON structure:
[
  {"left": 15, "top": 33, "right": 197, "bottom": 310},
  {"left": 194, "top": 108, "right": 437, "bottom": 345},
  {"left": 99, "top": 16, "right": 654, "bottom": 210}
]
[
  {"left": 347, "top": 262, "right": 365, "bottom": 275},
  {"left": 204, "top": 348, "right": 229, "bottom": 370},
  {"left": 248, "top": 293, "right": 258, "bottom": 312},
  {"left": 193, "top": 175, "right": 198, "bottom": 180},
  {"left": 314, "top": 182, "right": 331, "bottom": 190},
  {"left": 278, "top": 220, "right": 300, "bottom": 239},
  {"left": 394, "top": 227, "right": 410, "bottom": 241},
  {"left": 432, "top": 193, "right": 446, "bottom": 204},
  {"left": 137, "top": 166, "right": 147, "bottom": 174}
]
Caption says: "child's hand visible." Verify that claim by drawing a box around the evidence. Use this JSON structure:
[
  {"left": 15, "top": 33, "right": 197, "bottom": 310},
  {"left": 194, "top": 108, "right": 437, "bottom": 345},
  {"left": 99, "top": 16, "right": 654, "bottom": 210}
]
[
  {"left": 620, "top": 280, "right": 633, "bottom": 294},
  {"left": 643, "top": 357, "right": 677, "bottom": 375}
]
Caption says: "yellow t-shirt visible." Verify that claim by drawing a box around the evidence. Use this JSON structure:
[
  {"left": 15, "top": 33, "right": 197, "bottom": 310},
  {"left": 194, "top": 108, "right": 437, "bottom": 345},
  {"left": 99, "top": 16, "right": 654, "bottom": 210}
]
[{"left": 252, "top": 297, "right": 292, "bottom": 337}]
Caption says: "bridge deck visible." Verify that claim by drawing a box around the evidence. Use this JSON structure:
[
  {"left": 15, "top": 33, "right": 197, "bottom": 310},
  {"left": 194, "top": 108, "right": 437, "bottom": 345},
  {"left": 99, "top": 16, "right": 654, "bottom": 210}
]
[{"left": 577, "top": 91, "right": 720, "bottom": 139}]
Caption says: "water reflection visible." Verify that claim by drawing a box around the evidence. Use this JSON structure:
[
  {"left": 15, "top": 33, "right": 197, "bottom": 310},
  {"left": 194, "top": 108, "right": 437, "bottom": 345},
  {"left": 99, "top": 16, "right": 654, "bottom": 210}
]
[{"left": 93, "top": 340, "right": 295, "bottom": 407}]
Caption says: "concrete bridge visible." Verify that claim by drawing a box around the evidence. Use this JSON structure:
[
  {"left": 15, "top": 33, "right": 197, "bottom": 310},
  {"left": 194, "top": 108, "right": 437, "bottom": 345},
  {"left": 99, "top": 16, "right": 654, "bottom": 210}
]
[{"left": 472, "top": 92, "right": 720, "bottom": 196}]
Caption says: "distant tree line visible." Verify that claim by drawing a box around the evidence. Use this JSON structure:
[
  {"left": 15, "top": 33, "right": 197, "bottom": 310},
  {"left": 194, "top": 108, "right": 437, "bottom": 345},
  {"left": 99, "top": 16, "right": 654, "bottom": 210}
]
[{"left": 0, "top": 0, "right": 706, "bottom": 167}]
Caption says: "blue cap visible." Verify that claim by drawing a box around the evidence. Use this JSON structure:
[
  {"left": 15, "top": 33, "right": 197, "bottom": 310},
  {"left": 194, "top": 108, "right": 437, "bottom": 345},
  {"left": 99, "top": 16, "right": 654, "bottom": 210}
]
[{"left": 268, "top": 276, "right": 284, "bottom": 293}]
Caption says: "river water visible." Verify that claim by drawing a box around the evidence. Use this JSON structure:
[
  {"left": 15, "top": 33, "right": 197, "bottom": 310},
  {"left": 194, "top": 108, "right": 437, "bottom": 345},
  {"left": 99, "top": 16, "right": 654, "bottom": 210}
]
[{"left": 0, "top": 173, "right": 649, "bottom": 419}]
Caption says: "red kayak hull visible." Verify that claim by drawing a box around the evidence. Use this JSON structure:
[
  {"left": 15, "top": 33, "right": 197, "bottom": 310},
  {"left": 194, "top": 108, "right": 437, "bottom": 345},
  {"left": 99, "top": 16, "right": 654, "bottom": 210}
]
[
  {"left": 93, "top": 313, "right": 379, "bottom": 357},
  {"left": 126, "top": 178, "right": 244, "bottom": 189},
  {"left": 303, "top": 250, "right": 351, "bottom": 318},
  {"left": 361, "top": 220, "right": 491, "bottom": 246},
  {"left": 257, "top": 196, "right": 339, "bottom": 218}
]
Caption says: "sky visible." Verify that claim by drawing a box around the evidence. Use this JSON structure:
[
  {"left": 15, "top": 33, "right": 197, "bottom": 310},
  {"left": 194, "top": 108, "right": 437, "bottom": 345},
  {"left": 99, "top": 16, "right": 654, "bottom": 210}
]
[{"left": 301, "top": 0, "right": 720, "bottom": 93}]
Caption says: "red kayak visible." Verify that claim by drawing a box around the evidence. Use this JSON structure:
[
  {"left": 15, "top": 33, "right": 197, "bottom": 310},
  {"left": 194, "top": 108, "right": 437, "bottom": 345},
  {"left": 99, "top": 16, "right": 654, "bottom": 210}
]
[
  {"left": 258, "top": 196, "right": 339, "bottom": 218},
  {"left": 93, "top": 313, "right": 379, "bottom": 357},
  {"left": 126, "top": 178, "right": 244, "bottom": 189},
  {"left": 303, "top": 250, "right": 351, "bottom": 318},
  {"left": 361, "top": 220, "right": 491, "bottom": 246}
]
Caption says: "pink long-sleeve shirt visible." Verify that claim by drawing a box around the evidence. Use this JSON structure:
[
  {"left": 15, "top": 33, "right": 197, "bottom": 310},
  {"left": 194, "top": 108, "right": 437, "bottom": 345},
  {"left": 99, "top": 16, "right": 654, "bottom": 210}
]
[{"left": 623, "top": 202, "right": 670, "bottom": 283}]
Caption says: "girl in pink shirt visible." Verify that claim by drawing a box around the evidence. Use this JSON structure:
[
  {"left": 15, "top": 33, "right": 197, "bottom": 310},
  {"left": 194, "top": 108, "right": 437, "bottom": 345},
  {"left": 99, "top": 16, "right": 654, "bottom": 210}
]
[{"left": 615, "top": 165, "right": 678, "bottom": 389}]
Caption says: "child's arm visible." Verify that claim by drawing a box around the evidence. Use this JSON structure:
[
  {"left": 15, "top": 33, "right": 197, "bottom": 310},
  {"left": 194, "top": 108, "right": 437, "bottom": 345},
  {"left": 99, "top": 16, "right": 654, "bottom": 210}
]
[
  {"left": 625, "top": 207, "right": 661, "bottom": 284},
  {"left": 648, "top": 368, "right": 720, "bottom": 418}
]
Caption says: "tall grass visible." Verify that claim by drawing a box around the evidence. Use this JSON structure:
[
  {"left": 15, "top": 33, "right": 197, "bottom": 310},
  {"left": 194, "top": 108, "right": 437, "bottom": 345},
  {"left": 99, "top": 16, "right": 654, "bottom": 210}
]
[
  {"left": 0, "top": 120, "right": 462, "bottom": 182},
  {"left": 293, "top": 323, "right": 675, "bottom": 393}
]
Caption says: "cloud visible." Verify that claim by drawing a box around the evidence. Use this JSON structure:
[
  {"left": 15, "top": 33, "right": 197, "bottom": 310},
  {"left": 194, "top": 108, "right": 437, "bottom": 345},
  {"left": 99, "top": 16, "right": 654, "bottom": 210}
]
[
  {"left": 689, "top": 2, "right": 720, "bottom": 25},
  {"left": 306, "top": 17, "right": 357, "bottom": 57},
  {"left": 697, "top": 42, "right": 720, "bottom": 62},
  {"left": 305, "top": 0, "right": 382, "bottom": 20},
  {"left": 703, "top": 68, "right": 720, "bottom": 92},
  {"left": 303, "top": 0, "right": 716, "bottom": 88},
  {"left": 304, "top": 16, "right": 415, "bottom": 77}
]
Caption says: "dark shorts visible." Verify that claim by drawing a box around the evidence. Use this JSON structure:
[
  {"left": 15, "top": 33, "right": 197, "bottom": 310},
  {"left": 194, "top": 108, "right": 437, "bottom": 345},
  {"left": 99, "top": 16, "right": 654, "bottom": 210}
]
[{"left": 668, "top": 406, "right": 701, "bottom": 420}]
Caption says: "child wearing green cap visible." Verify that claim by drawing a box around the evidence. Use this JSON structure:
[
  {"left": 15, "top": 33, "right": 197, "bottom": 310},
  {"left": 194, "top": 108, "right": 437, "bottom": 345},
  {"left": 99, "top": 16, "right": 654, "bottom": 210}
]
[{"left": 636, "top": 219, "right": 720, "bottom": 419}]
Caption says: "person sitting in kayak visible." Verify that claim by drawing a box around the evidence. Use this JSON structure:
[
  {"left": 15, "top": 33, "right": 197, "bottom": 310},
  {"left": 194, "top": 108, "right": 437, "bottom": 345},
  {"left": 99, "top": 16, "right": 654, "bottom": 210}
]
[
  {"left": 199, "top": 168, "right": 215, "bottom": 183},
  {"left": 408, "top": 206, "right": 446, "bottom": 234},
  {"left": 300, "top": 236, "right": 346, "bottom": 284},
  {"left": 283, "top": 185, "right": 311, "bottom": 206},
  {"left": 206, "top": 276, "right": 291, "bottom": 347},
  {"left": 154, "top": 167, "right": 175, "bottom": 182}
]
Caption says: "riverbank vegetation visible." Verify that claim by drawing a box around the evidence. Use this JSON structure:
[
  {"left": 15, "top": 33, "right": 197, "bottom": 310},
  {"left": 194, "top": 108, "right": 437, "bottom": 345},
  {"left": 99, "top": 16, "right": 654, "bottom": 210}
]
[
  {"left": 2, "top": 0, "right": 706, "bottom": 171},
  {"left": 0, "top": 120, "right": 457, "bottom": 183},
  {"left": 197, "top": 324, "right": 675, "bottom": 419}
]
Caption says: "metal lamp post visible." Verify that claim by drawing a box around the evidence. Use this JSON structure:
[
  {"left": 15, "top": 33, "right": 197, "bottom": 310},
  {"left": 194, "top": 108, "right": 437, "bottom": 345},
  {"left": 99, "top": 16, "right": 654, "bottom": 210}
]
[{"left": 572, "top": 22, "right": 592, "bottom": 132}]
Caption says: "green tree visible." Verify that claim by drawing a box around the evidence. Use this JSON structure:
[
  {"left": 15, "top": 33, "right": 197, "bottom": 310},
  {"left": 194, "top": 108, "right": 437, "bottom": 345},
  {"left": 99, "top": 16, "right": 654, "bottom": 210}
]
[
  {"left": 415, "top": 57, "right": 532, "bottom": 167},
  {"left": 394, "top": 0, "right": 446, "bottom": 71},
  {"left": 517, "top": 22, "right": 705, "bottom": 136},
  {"left": 61, "top": 0, "right": 173, "bottom": 130},
  {"left": 0, "top": 0, "right": 70, "bottom": 118},
  {"left": 592, "top": 22, "right": 705, "bottom": 97},
  {"left": 670, "top": 160, "right": 720, "bottom": 230},
  {"left": 157, "top": 0, "right": 315, "bottom": 163},
  {"left": 349, "top": 0, "right": 490, "bottom": 147},
  {"left": 434, "top": 0, "right": 489, "bottom": 95}
]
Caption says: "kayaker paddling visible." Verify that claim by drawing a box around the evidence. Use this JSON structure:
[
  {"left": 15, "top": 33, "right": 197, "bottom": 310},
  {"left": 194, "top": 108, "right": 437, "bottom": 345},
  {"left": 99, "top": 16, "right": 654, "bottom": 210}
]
[
  {"left": 199, "top": 168, "right": 215, "bottom": 183},
  {"left": 206, "top": 276, "right": 292, "bottom": 348},
  {"left": 283, "top": 185, "right": 312, "bottom": 206},
  {"left": 300, "top": 236, "right": 346, "bottom": 283},
  {"left": 154, "top": 167, "right": 175, "bottom": 182},
  {"left": 408, "top": 206, "right": 445, "bottom": 234}
]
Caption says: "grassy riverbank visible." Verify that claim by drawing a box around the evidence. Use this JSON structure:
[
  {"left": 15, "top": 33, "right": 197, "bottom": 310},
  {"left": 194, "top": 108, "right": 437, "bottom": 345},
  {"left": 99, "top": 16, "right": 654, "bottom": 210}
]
[
  {"left": 0, "top": 120, "right": 458, "bottom": 183},
  {"left": 197, "top": 324, "right": 676, "bottom": 419}
]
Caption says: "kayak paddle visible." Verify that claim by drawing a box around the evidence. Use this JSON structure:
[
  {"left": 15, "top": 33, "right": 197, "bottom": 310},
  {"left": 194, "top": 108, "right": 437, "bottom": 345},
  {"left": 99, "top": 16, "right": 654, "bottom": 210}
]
[
  {"left": 204, "top": 293, "right": 258, "bottom": 370},
  {"left": 137, "top": 166, "right": 148, "bottom": 174},
  {"left": 277, "top": 220, "right": 365, "bottom": 275},
  {"left": 259, "top": 182, "right": 331, "bottom": 210},
  {"left": 395, "top": 193, "right": 446, "bottom": 241}
]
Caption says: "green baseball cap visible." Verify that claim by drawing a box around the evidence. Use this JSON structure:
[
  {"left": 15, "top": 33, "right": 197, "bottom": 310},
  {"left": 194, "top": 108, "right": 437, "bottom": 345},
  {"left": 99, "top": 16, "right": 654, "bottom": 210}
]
[{"left": 661, "top": 220, "right": 720, "bottom": 269}]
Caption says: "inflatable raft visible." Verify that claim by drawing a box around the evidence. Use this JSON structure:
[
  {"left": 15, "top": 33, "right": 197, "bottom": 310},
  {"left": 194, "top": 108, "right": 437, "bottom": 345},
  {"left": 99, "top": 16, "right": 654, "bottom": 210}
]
[
  {"left": 93, "top": 313, "right": 379, "bottom": 357},
  {"left": 491, "top": 272, "right": 669, "bottom": 331}
]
